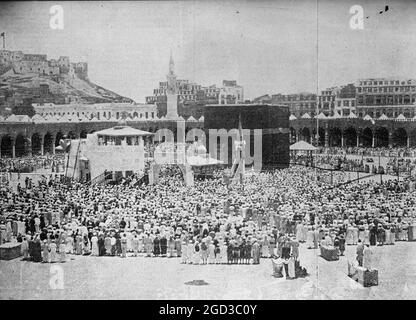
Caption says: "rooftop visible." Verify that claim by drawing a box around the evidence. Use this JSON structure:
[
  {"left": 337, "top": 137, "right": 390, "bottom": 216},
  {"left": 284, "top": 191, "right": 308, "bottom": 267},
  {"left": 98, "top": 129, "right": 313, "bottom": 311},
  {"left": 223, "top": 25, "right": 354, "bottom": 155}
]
[{"left": 95, "top": 125, "right": 153, "bottom": 137}]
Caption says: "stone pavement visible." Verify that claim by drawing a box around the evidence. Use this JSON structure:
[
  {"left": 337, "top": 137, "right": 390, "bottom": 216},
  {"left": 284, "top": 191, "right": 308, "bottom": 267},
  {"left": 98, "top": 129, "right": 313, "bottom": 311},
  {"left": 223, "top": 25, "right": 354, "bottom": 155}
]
[{"left": 1, "top": 241, "right": 415, "bottom": 300}]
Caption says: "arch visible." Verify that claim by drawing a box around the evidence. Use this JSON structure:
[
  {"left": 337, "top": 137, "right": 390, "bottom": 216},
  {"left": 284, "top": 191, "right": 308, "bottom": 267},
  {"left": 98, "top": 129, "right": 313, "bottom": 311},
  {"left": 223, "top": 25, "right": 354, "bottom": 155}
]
[
  {"left": 318, "top": 127, "right": 325, "bottom": 146},
  {"left": 300, "top": 127, "right": 311, "bottom": 143},
  {"left": 361, "top": 127, "right": 373, "bottom": 147},
  {"left": 329, "top": 127, "right": 342, "bottom": 147},
  {"left": 44, "top": 132, "right": 54, "bottom": 154},
  {"left": 410, "top": 129, "right": 416, "bottom": 147},
  {"left": 133, "top": 112, "right": 138, "bottom": 118},
  {"left": 15, "top": 133, "right": 27, "bottom": 157},
  {"left": 392, "top": 128, "right": 407, "bottom": 147},
  {"left": 0, "top": 135, "right": 13, "bottom": 157},
  {"left": 374, "top": 127, "right": 389, "bottom": 147},
  {"left": 31, "top": 133, "right": 42, "bottom": 155},
  {"left": 343, "top": 127, "right": 357, "bottom": 147}
]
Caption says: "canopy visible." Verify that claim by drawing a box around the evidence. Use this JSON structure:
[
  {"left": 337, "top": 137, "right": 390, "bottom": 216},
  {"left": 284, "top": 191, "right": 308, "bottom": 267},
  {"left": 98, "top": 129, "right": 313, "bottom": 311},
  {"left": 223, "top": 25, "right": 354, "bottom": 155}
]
[
  {"left": 378, "top": 114, "right": 389, "bottom": 120},
  {"left": 396, "top": 114, "right": 406, "bottom": 121},
  {"left": 290, "top": 140, "right": 317, "bottom": 151},
  {"left": 348, "top": 112, "right": 358, "bottom": 119},
  {"left": 331, "top": 111, "right": 341, "bottom": 119},
  {"left": 301, "top": 113, "right": 311, "bottom": 119},
  {"left": 363, "top": 114, "right": 373, "bottom": 121},
  {"left": 95, "top": 125, "right": 153, "bottom": 137},
  {"left": 315, "top": 112, "right": 327, "bottom": 119},
  {"left": 289, "top": 114, "right": 297, "bottom": 120}
]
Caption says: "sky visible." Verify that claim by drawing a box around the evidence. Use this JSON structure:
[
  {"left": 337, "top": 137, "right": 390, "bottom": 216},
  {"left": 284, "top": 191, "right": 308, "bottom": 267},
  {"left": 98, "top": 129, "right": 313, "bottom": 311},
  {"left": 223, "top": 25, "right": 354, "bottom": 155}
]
[{"left": 1, "top": 0, "right": 416, "bottom": 102}]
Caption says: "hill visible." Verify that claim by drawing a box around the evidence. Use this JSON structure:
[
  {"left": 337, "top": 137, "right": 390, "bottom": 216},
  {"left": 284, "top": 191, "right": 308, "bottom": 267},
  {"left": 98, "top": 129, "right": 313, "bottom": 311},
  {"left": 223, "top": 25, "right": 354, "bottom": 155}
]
[{"left": 0, "top": 69, "right": 133, "bottom": 105}]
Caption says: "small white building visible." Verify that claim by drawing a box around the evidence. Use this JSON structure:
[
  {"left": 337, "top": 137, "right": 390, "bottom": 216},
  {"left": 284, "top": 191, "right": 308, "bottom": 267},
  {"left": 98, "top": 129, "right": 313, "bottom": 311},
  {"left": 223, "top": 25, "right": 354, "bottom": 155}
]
[{"left": 65, "top": 124, "right": 153, "bottom": 182}]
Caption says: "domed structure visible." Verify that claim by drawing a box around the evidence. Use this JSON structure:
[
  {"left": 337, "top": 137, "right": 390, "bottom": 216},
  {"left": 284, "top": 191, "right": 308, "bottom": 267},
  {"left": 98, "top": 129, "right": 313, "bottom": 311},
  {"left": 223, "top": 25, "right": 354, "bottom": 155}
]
[{"left": 196, "top": 143, "right": 207, "bottom": 155}]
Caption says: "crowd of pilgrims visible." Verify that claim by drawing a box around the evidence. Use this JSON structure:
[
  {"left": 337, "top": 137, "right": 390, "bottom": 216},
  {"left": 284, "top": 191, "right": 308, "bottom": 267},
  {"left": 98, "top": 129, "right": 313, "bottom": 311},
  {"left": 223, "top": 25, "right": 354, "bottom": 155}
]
[
  {"left": 317, "top": 147, "right": 416, "bottom": 158},
  {"left": 0, "top": 155, "right": 65, "bottom": 173},
  {"left": 0, "top": 163, "right": 415, "bottom": 267}
]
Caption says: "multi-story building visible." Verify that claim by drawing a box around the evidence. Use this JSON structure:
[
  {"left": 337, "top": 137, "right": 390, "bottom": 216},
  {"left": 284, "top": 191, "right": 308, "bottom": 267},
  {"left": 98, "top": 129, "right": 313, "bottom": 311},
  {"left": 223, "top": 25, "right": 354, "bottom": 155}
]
[
  {"left": 0, "top": 49, "right": 87, "bottom": 78},
  {"left": 355, "top": 78, "right": 416, "bottom": 118},
  {"left": 317, "top": 87, "right": 336, "bottom": 116},
  {"left": 271, "top": 92, "right": 317, "bottom": 117},
  {"left": 33, "top": 102, "right": 158, "bottom": 120},
  {"left": 334, "top": 84, "right": 356, "bottom": 116},
  {"left": 219, "top": 80, "right": 244, "bottom": 104},
  {"left": 145, "top": 56, "right": 243, "bottom": 105}
]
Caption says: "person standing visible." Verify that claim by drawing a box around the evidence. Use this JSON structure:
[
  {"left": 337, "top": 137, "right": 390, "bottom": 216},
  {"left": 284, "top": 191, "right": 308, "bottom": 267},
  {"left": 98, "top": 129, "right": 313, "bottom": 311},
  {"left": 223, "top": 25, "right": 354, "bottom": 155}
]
[
  {"left": 306, "top": 226, "right": 314, "bottom": 249},
  {"left": 356, "top": 239, "right": 364, "bottom": 267},
  {"left": 200, "top": 239, "right": 208, "bottom": 264},
  {"left": 75, "top": 232, "right": 82, "bottom": 255},
  {"left": 261, "top": 235, "right": 270, "bottom": 258},
  {"left": 21, "top": 236, "right": 29, "bottom": 260},
  {"left": 287, "top": 255, "right": 296, "bottom": 279},
  {"left": 153, "top": 235, "right": 161, "bottom": 257},
  {"left": 208, "top": 240, "right": 215, "bottom": 264},
  {"left": 251, "top": 240, "right": 261, "bottom": 264},
  {"left": 181, "top": 240, "right": 188, "bottom": 264},
  {"left": 49, "top": 240, "right": 57, "bottom": 262},
  {"left": 363, "top": 244, "right": 373, "bottom": 270},
  {"left": 98, "top": 235, "right": 105, "bottom": 256},
  {"left": 111, "top": 234, "right": 117, "bottom": 256},
  {"left": 91, "top": 233, "right": 99, "bottom": 256},
  {"left": 33, "top": 236, "right": 42, "bottom": 262},
  {"left": 121, "top": 233, "right": 127, "bottom": 258},
  {"left": 338, "top": 234, "right": 346, "bottom": 256},
  {"left": 132, "top": 234, "right": 139, "bottom": 257},
  {"left": 60, "top": 240, "right": 66, "bottom": 262},
  {"left": 193, "top": 240, "right": 201, "bottom": 264},
  {"left": 144, "top": 234, "right": 153, "bottom": 257},
  {"left": 290, "top": 237, "right": 299, "bottom": 261},
  {"left": 175, "top": 235, "right": 182, "bottom": 258},
  {"left": 42, "top": 240, "right": 50, "bottom": 263},
  {"left": 167, "top": 234, "right": 175, "bottom": 258},
  {"left": 160, "top": 235, "right": 167, "bottom": 257},
  {"left": 104, "top": 233, "right": 112, "bottom": 255},
  {"left": 187, "top": 239, "right": 194, "bottom": 264}
]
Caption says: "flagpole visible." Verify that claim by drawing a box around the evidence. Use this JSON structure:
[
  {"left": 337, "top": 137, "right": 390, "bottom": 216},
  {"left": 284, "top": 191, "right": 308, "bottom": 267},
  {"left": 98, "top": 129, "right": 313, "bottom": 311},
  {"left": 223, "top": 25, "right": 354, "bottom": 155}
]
[{"left": 2, "top": 33, "right": 5, "bottom": 49}]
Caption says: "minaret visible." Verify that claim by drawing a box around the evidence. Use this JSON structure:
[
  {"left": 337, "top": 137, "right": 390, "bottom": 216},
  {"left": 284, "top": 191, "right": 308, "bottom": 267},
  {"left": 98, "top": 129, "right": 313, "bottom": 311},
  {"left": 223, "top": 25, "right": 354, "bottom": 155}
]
[{"left": 166, "top": 51, "right": 179, "bottom": 119}]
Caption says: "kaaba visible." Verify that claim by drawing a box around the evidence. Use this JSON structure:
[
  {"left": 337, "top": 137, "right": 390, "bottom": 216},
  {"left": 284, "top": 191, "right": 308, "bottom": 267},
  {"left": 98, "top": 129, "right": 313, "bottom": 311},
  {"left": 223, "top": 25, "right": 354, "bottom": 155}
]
[{"left": 203, "top": 104, "right": 289, "bottom": 169}]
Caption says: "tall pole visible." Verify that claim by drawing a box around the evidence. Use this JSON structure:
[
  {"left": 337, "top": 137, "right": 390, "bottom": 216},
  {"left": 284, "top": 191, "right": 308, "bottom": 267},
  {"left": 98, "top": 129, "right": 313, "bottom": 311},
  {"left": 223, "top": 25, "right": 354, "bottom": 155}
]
[
  {"left": 238, "top": 112, "right": 245, "bottom": 186},
  {"left": 2, "top": 33, "right": 4, "bottom": 49},
  {"left": 315, "top": 0, "right": 319, "bottom": 184}
]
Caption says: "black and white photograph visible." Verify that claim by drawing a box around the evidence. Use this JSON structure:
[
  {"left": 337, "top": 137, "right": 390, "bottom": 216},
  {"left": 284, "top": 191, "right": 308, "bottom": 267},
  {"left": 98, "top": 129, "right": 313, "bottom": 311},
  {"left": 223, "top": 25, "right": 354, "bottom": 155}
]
[{"left": 0, "top": 0, "right": 416, "bottom": 304}]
